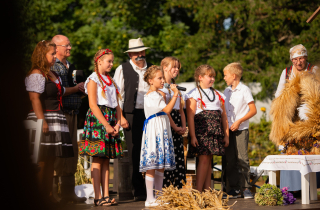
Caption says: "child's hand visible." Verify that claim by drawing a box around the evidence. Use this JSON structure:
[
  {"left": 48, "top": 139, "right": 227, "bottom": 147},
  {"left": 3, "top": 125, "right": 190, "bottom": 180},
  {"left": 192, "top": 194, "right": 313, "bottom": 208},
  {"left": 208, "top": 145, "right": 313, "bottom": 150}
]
[
  {"left": 104, "top": 124, "right": 115, "bottom": 135},
  {"left": 121, "top": 116, "right": 129, "bottom": 129},
  {"left": 170, "top": 84, "right": 178, "bottom": 94},
  {"left": 230, "top": 120, "right": 241, "bottom": 131},
  {"left": 112, "top": 124, "right": 120, "bottom": 136},
  {"left": 191, "top": 136, "right": 199, "bottom": 147},
  {"left": 223, "top": 136, "right": 229, "bottom": 147},
  {"left": 176, "top": 127, "right": 186, "bottom": 135},
  {"left": 173, "top": 126, "right": 183, "bottom": 134}
]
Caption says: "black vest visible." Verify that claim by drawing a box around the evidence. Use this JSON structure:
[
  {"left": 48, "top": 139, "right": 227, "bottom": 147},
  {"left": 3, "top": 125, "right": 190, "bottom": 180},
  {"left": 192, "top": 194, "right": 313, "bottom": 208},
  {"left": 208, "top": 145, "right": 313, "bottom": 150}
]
[{"left": 122, "top": 61, "right": 152, "bottom": 113}]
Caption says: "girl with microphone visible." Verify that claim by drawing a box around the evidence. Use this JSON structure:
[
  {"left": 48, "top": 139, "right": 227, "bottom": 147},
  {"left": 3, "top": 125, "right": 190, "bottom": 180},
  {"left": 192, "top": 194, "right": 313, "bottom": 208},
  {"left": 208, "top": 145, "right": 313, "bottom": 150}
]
[{"left": 159, "top": 57, "right": 187, "bottom": 189}]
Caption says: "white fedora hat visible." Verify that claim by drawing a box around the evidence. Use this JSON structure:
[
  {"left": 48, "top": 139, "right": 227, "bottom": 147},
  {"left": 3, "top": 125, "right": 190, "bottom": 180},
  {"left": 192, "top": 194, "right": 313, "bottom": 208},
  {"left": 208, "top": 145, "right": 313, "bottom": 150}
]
[{"left": 124, "top": 37, "right": 150, "bottom": 53}]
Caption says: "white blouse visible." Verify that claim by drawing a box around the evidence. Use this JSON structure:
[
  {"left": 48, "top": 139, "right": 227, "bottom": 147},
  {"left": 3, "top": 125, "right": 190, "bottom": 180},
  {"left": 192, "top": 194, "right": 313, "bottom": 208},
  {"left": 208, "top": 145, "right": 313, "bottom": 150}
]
[
  {"left": 85, "top": 72, "right": 120, "bottom": 108},
  {"left": 187, "top": 88, "right": 225, "bottom": 115},
  {"left": 158, "top": 88, "right": 188, "bottom": 110},
  {"left": 25, "top": 73, "right": 65, "bottom": 94},
  {"left": 144, "top": 91, "right": 167, "bottom": 118}
]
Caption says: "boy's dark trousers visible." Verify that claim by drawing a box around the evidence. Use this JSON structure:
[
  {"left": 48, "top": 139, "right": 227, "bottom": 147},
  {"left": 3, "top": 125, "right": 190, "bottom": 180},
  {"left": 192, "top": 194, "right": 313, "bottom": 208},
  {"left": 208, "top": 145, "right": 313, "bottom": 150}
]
[{"left": 225, "top": 129, "right": 251, "bottom": 191}]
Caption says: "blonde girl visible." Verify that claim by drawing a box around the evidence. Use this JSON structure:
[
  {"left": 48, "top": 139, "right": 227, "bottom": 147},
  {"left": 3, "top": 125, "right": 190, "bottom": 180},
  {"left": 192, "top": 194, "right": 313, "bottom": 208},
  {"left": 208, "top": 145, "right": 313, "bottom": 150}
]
[
  {"left": 79, "top": 49, "right": 123, "bottom": 206},
  {"left": 139, "top": 65, "right": 178, "bottom": 207},
  {"left": 186, "top": 64, "right": 229, "bottom": 192},
  {"left": 25, "top": 40, "right": 76, "bottom": 203},
  {"left": 159, "top": 57, "right": 186, "bottom": 189}
]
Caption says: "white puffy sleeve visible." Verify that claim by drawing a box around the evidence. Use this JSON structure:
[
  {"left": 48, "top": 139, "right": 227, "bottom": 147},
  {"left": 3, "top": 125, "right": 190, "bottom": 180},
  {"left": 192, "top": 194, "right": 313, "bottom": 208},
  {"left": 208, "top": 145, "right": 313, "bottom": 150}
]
[
  {"left": 275, "top": 69, "right": 286, "bottom": 98},
  {"left": 25, "top": 74, "right": 45, "bottom": 93},
  {"left": 84, "top": 73, "right": 100, "bottom": 94}
]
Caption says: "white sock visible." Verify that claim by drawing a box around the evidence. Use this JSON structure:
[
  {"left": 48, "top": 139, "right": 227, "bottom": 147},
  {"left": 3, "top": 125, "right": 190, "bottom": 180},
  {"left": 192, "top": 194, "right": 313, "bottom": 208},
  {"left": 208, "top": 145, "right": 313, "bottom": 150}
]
[
  {"left": 154, "top": 170, "right": 164, "bottom": 197},
  {"left": 145, "top": 176, "right": 155, "bottom": 202}
]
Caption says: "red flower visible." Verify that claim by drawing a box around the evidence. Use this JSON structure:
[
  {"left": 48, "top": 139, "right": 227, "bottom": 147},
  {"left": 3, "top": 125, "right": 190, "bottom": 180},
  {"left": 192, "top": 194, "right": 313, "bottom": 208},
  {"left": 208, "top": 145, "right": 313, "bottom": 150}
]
[
  {"left": 80, "top": 148, "right": 82, "bottom": 151},
  {"left": 93, "top": 130, "right": 99, "bottom": 138},
  {"left": 85, "top": 141, "right": 88, "bottom": 146},
  {"left": 99, "top": 141, "right": 105, "bottom": 147},
  {"left": 84, "top": 121, "right": 87, "bottom": 126},
  {"left": 90, "top": 122, "right": 94, "bottom": 127},
  {"left": 91, "top": 149, "right": 95, "bottom": 153},
  {"left": 100, "top": 146, "right": 103, "bottom": 151}
]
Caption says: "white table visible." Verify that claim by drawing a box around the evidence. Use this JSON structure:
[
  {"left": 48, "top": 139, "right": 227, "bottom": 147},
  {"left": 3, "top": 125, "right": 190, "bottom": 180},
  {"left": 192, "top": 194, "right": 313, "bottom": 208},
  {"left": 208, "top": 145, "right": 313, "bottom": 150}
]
[{"left": 258, "top": 155, "right": 320, "bottom": 204}]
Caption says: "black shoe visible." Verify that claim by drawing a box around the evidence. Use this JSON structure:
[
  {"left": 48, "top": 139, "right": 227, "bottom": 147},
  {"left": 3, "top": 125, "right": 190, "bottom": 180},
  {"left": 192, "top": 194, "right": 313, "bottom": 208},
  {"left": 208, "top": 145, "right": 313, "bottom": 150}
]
[
  {"left": 223, "top": 189, "right": 240, "bottom": 199},
  {"left": 134, "top": 195, "right": 146, "bottom": 201},
  {"left": 60, "top": 195, "right": 87, "bottom": 204}
]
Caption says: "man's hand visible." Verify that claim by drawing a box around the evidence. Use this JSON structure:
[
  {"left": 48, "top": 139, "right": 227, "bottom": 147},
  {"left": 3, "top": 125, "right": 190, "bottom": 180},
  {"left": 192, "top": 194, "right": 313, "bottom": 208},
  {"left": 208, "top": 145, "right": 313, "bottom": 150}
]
[
  {"left": 230, "top": 120, "right": 241, "bottom": 131},
  {"left": 78, "top": 82, "right": 85, "bottom": 94}
]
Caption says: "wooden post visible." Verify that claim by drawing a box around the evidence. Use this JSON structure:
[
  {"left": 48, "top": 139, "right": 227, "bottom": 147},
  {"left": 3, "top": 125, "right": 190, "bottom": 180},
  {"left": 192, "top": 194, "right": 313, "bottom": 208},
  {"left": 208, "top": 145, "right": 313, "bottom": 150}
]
[
  {"left": 268, "top": 171, "right": 277, "bottom": 186},
  {"left": 301, "top": 173, "right": 310, "bottom": 204},
  {"left": 310, "top": 172, "right": 317, "bottom": 201},
  {"left": 306, "top": 6, "right": 320, "bottom": 23}
]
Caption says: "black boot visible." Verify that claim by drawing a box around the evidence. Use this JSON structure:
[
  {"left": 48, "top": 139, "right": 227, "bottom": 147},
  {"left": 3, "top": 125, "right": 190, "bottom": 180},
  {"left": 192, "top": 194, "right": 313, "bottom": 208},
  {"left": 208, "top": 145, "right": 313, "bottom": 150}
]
[{"left": 60, "top": 175, "right": 87, "bottom": 204}]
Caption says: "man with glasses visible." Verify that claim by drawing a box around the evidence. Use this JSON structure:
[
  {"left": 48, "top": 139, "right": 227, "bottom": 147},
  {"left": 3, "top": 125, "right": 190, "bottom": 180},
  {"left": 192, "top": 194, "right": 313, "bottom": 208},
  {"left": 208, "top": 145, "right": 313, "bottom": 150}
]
[{"left": 51, "top": 35, "right": 86, "bottom": 204}]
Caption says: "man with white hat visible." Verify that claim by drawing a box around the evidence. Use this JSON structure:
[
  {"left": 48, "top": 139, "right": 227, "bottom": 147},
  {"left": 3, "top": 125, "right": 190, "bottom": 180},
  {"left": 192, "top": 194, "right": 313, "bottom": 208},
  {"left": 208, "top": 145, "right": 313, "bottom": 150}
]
[{"left": 113, "top": 38, "right": 152, "bottom": 200}]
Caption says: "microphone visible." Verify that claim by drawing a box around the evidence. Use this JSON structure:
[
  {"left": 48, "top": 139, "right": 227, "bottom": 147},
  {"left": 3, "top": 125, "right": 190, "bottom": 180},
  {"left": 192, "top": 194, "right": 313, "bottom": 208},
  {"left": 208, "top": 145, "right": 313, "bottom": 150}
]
[{"left": 164, "top": 83, "right": 187, "bottom": 91}]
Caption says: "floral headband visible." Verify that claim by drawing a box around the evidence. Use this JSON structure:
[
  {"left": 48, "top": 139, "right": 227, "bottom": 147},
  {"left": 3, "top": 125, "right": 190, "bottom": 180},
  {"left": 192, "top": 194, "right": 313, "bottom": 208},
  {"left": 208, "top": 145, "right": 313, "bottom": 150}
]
[{"left": 95, "top": 49, "right": 113, "bottom": 62}]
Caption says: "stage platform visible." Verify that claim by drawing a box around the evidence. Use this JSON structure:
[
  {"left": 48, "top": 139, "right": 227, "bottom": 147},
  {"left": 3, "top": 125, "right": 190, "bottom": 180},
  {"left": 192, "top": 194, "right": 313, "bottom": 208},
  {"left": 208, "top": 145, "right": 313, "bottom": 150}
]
[{"left": 58, "top": 195, "right": 320, "bottom": 210}]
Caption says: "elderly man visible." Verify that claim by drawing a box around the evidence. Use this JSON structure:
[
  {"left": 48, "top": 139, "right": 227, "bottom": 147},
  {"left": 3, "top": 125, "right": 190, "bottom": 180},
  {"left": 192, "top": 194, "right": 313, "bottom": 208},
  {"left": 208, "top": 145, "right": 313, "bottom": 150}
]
[
  {"left": 275, "top": 44, "right": 319, "bottom": 195},
  {"left": 113, "top": 38, "right": 152, "bottom": 200},
  {"left": 51, "top": 35, "right": 86, "bottom": 203}
]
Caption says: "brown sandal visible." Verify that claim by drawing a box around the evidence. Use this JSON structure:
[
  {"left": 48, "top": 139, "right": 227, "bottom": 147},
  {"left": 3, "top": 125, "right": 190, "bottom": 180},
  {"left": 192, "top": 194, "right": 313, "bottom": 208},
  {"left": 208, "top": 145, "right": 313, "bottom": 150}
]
[
  {"left": 94, "top": 198, "right": 112, "bottom": 206},
  {"left": 103, "top": 196, "right": 118, "bottom": 205}
]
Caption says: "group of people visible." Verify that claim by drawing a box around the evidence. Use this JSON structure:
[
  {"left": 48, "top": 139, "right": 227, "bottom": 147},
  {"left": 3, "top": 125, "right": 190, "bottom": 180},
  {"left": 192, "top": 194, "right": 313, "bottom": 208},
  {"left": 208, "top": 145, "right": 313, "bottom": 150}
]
[{"left": 25, "top": 35, "right": 315, "bottom": 207}]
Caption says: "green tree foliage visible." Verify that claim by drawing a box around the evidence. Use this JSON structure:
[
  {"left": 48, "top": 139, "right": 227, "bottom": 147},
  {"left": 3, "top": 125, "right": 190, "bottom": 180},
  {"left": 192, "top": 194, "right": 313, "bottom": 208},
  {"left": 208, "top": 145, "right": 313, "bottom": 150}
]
[{"left": 22, "top": 0, "right": 320, "bottom": 98}]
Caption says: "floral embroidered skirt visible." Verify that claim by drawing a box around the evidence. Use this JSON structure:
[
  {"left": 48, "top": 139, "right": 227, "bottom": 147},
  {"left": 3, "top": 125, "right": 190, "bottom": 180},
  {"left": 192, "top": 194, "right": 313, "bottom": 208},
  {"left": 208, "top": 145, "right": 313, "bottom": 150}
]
[
  {"left": 163, "top": 110, "right": 186, "bottom": 189},
  {"left": 79, "top": 105, "right": 123, "bottom": 158},
  {"left": 27, "top": 110, "right": 74, "bottom": 160},
  {"left": 139, "top": 115, "right": 176, "bottom": 172},
  {"left": 188, "top": 110, "right": 225, "bottom": 157}
]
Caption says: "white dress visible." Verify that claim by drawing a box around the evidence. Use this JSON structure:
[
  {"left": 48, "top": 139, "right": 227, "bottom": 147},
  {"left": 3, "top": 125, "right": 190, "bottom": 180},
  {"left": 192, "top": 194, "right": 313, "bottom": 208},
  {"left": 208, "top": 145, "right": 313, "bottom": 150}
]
[{"left": 139, "top": 91, "right": 176, "bottom": 172}]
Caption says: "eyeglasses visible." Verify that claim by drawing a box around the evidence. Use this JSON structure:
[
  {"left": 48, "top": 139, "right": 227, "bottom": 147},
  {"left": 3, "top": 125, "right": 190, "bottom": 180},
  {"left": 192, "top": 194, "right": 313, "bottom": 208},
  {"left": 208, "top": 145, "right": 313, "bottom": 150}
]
[{"left": 56, "top": 44, "right": 72, "bottom": 48}]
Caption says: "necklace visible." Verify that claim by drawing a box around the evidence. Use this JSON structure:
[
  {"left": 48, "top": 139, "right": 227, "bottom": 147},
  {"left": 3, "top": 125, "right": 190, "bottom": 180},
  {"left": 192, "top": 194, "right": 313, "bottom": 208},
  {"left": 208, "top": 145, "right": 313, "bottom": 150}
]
[
  {"left": 199, "top": 86, "right": 215, "bottom": 102},
  {"left": 99, "top": 73, "right": 112, "bottom": 86}
]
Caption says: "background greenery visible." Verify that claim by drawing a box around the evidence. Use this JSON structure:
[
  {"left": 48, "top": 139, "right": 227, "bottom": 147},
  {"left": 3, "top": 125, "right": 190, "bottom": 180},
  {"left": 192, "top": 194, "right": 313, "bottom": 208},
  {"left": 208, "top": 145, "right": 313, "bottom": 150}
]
[{"left": 21, "top": 0, "right": 320, "bottom": 99}]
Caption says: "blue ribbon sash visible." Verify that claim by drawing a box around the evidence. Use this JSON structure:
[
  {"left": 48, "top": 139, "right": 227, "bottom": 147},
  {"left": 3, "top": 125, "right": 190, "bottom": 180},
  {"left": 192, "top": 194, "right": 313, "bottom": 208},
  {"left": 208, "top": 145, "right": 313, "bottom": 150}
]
[{"left": 142, "top": 111, "right": 167, "bottom": 133}]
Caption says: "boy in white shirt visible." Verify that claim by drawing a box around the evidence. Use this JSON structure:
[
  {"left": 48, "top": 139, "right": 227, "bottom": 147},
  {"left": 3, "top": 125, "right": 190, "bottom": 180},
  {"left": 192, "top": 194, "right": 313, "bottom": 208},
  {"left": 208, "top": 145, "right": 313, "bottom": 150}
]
[{"left": 223, "top": 63, "right": 257, "bottom": 199}]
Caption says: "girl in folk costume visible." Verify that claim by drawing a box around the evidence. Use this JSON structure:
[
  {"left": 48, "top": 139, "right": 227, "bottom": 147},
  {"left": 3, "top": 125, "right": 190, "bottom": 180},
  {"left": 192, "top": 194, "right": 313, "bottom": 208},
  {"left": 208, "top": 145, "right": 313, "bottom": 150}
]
[
  {"left": 79, "top": 49, "right": 122, "bottom": 206},
  {"left": 139, "top": 65, "right": 178, "bottom": 207},
  {"left": 158, "top": 57, "right": 186, "bottom": 189},
  {"left": 25, "top": 40, "right": 76, "bottom": 203},
  {"left": 186, "top": 64, "right": 229, "bottom": 192}
]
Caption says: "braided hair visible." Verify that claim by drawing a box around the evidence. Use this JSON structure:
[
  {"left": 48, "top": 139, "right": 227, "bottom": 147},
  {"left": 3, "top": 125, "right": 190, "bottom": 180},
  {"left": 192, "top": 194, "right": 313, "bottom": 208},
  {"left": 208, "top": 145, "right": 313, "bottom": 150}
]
[
  {"left": 160, "top": 56, "right": 185, "bottom": 109},
  {"left": 194, "top": 64, "right": 216, "bottom": 110},
  {"left": 143, "top": 65, "right": 163, "bottom": 85},
  {"left": 93, "top": 49, "right": 122, "bottom": 101}
]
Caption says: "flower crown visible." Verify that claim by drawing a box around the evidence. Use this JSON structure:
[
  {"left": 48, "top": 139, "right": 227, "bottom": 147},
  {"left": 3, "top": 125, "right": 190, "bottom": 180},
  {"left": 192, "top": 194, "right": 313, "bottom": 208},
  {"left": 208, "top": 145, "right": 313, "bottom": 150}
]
[{"left": 95, "top": 49, "right": 113, "bottom": 62}]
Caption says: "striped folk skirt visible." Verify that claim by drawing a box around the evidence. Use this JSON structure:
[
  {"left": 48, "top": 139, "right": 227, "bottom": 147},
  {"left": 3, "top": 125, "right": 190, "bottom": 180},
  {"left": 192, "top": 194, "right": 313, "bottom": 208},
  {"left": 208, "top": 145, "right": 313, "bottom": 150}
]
[
  {"left": 79, "top": 105, "right": 123, "bottom": 158},
  {"left": 27, "top": 110, "right": 74, "bottom": 160}
]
